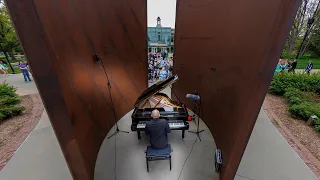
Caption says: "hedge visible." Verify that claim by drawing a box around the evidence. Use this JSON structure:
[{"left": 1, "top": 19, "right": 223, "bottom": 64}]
[
  {"left": 270, "top": 72, "right": 320, "bottom": 132},
  {"left": 269, "top": 72, "right": 320, "bottom": 95},
  {"left": 283, "top": 87, "right": 320, "bottom": 132}
]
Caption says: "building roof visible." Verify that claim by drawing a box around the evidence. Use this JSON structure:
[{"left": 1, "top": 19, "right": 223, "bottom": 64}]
[{"left": 149, "top": 42, "right": 169, "bottom": 47}]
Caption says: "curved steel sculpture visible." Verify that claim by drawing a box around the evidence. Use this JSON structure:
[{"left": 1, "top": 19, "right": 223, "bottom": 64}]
[
  {"left": 173, "top": 0, "right": 299, "bottom": 179},
  {"left": 5, "top": 0, "right": 299, "bottom": 179}
]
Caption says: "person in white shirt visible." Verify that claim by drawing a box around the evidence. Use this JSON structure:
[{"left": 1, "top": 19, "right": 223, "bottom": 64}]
[{"left": 0, "top": 60, "right": 8, "bottom": 76}]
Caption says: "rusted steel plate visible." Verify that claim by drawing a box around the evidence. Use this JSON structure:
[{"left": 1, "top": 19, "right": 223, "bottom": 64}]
[
  {"left": 6, "top": 0, "right": 147, "bottom": 179},
  {"left": 173, "top": 0, "right": 299, "bottom": 179}
]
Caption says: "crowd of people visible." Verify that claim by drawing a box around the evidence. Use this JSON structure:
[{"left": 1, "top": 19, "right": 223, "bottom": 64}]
[
  {"left": 148, "top": 51, "right": 173, "bottom": 82},
  {"left": 275, "top": 58, "right": 313, "bottom": 74}
]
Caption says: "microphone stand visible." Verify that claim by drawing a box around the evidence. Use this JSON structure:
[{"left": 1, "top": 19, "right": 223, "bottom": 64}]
[
  {"left": 94, "top": 55, "right": 129, "bottom": 139},
  {"left": 188, "top": 92, "right": 204, "bottom": 141},
  {"left": 189, "top": 90, "right": 198, "bottom": 122}
]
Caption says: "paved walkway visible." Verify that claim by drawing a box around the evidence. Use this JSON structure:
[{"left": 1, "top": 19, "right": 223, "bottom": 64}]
[
  {"left": 0, "top": 75, "right": 72, "bottom": 180},
  {"left": 0, "top": 74, "right": 317, "bottom": 180},
  {"left": 295, "top": 69, "right": 320, "bottom": 74}
]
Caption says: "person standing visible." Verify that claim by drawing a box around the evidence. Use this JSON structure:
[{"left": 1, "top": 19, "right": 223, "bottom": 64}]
[
  {"left": 162, "top": 51, "right": 167, "bottom": 59},
  {"left": 148, "top": 64, "right": 153, "bottom": 82},
  {"left": 0, "top": 60, "right": 8, "bottom": 76},
  {"left": 288, "top": 59, "right": 297, "bottom": 73},
  {"left": 279, "top": 62, "right": 287, "bottom": 72},
  {"left": 153, "top": 60, "right": 159, "bottom": 81},
  {"left": 305, "top": 60, "right": 313, "bottom": 74},
  {"left": 26, "top": 63, "right": 32, "bottom": 74},
  {"left": 274, "top": 61, "right": 281, "bottom": 74},
  {"left": 18, "top": 61, "right": 32, "bottom": 82},
  {"left": 159, "top": 68, "right": 167, "bottom": 81}
]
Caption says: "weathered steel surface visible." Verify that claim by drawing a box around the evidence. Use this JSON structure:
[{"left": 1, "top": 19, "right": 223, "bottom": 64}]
[
  {"left": 6, "top": 0, "right": 299, "bottom": 179},
  {"left": 173, "top": 0, "right": 299, "bottom": 179},
  {"left": 5, "top": 0, "right": 147, "bottom": 179}
]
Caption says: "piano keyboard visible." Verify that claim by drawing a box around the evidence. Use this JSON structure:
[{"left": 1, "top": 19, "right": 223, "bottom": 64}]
[{"left": 137, "top": 120, "right": 185, "bottom": 129}]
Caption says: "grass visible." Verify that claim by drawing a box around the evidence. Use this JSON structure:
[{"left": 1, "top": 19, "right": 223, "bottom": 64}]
[
  {"left": 282, "top": 51, "right": 320, "bottom": 69},
  {"left": 0, "top": 55, "right": 26, "bottom": 63},
  {"left": 296, "top": 57, "right": 320, "bottom": 69},
  {"left": 8, "top": 67, "right": 21, "bottom": 74}
]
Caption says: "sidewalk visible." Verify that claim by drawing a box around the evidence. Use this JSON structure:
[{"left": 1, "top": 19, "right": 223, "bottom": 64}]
[
  {"left": 0, "top": 111, "right": 72, "bottom": 180},
  {"left": 0, "top": 75, "right": 72, "bottom": 180},
  {"left": 235, "top": 109, "right": 317, "bottom": 180}
]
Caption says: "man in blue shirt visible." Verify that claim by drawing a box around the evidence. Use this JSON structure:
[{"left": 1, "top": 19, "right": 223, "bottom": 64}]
[
  {"left": 145, "top": 109, "right": 170, "bottom": 149},
  {"left": 160, "top": 58, "right": 165, "bottom": 68}
]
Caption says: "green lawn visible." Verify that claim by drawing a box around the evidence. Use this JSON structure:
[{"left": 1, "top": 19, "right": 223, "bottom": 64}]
[
  {"left": 296, "top": 57, "right": 320, "bottom": 69},
  {"left": 8, "top": 67, "right": 21, "bottom": 74},
  {"left": 281, "top": 51, "right": 320, "bottom": 69},
  {"left": 0, "top": 55, "right": 26, "bottom": 63}
]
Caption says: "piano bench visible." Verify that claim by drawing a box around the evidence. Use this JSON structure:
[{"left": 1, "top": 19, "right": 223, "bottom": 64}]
[{"left": 145, "top": 144, "right": 172, "bottom": 172}]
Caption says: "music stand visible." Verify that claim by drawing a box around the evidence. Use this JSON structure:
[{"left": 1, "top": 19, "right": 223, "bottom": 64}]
[{"left": 188, "top": 92, "right": 204, "bottom": 141}]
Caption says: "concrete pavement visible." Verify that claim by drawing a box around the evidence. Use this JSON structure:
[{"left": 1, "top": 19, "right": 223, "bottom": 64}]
[
  {"left": 235, "top": 110, "right": 317, "bottom": 180},
  {"left": 0, "top": 75, "right": 73, "bottom": 180}
]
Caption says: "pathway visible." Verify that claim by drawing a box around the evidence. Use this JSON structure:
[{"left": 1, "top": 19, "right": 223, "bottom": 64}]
[{"left": 0, "top": 75, "right": 72, "bottom": 180}]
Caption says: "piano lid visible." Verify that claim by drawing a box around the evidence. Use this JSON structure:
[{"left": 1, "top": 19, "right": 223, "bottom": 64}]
[{"left": 134, "top": 75, "right": 179, "bottom": 107}]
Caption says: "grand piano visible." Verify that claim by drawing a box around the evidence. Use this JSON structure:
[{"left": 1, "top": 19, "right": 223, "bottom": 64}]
[{"left": 131, "top": 75, "right": 190, "bottom": 139}]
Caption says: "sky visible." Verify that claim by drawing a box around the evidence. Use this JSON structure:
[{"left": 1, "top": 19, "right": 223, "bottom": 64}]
[{"left": 147, "top": 0, "right": 177, "bottom": 28}]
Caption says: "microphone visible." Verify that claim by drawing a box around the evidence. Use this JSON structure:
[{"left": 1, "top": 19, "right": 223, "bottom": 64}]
[{"left": 186, "top": 94, "right": 200, "bottom": 101}]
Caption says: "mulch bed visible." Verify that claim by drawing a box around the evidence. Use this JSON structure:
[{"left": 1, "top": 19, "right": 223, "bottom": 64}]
[
  {"left": 263, "top": 93, "right": 320, "bottom": 178},
  {"left": 0, "top": 94, "right": 44, "bottom": 171}
]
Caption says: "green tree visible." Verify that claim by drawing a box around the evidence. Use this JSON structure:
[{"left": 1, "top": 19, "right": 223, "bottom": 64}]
[
  {"left": 285, "top": 0, "right": 309, "bottom": 58},
  {"left": 0, "top": 6, "right": 20, "bottom": 54},
  {"left": 0, "top": 4, "right": 21, "bottom": 73},
  {"left": 299, "top": 0, "right": 320, "bottom": 57},
  {"left": 308, "top": 21, "right": 320, "bottom": 56},
  {"left": 283, "top": 0, "right": 320, "bottom": 59}
]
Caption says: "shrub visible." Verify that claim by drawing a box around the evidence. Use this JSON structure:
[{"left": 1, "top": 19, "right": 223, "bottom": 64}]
[
  {"left": 0, "top": 82, "right": 25, "bottom": 121},
  {"left": 314, "top": 119, "right": 320, "bottom": 132},
  {"left": 0, "top": 82, "right": 18, "bottom": 97},
  {"left": 0, "top": 96, "right": 21, "bottom": 106},
  {"left": 272, "top": 74, "right": 320, "bottom": 132},
  {"left": 0, "top": 112, "right": 6, "bottom": 120},
  {"left": 284, "top": 87, "right": 304, "bottom": 98},
  {"left": 0, "top": 106, "right": 25, "bottom": 119},
  {"left": 284, "top": 88, "right": 320, "bottom": 121},
  {"left": 289, "top": 101, "right": 320, "bottom": 120},
  {"left": 270, "top": 72, "right": 320, "bottom": 95}
]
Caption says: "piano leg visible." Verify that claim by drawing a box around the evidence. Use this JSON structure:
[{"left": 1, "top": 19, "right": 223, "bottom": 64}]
[
  {"left": 182, "top": 130, "right": 185, "bottom": 139},
  {"left": 137, "top": 131, "right": 141, "bottom": 140}
]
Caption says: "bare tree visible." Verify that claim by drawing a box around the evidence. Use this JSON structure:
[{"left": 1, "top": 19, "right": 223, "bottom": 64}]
[
  {"left": 286, "top": 0, "right": 309, "bottom": 59},
  {"left": 300, "top": 0, "right": 320, "bottom": 56}
]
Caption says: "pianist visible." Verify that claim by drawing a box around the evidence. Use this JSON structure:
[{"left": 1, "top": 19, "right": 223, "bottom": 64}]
[{"left": 145, "top": 109, "right": 171, "bottom": 149}]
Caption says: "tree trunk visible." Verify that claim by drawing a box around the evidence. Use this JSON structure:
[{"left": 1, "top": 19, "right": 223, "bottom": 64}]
[
  {"left": 4, "top": 51, "right": 15, "bottom": 74},
  {"left": 287, "top": 37, "right": 294, "bottom": 58},
  {"left": 9, "top": 52, "right": 16, "bottom": 60},
  {"left": 301, "top": 36, "right": 312, "bottom": 56}
]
